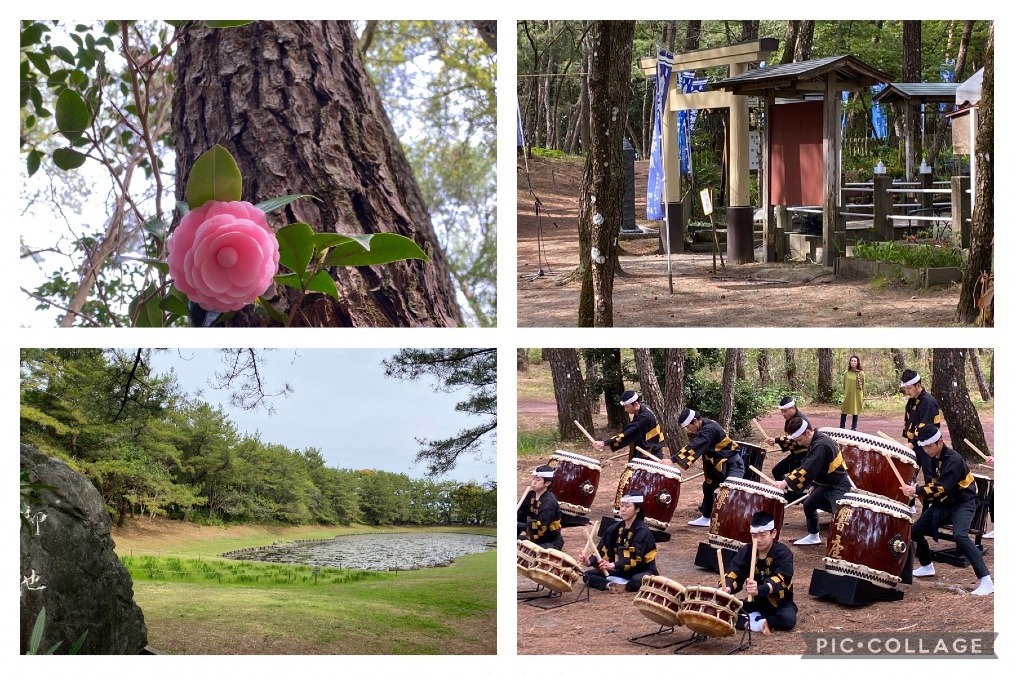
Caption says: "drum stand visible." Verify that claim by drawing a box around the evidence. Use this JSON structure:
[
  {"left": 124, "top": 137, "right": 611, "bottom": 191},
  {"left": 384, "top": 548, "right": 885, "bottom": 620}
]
[
  {"left": 808, "top": 569, "right": 905, "bottom": 606},
  {"left": 519, "top": 581, "right": 591, "bottom": 610},
  {"left": 627, "top": 624, "right": 678, "bottom": 649},
  {"left": 672, "top": 628, "right": 752, "bottom": 655},
  {"left": 693, "top": 543, "right": 735, "bottom": 574}
]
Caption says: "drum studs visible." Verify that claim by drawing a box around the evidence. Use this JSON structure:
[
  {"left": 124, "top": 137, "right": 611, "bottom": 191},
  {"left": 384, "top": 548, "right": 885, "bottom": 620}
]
[
  {"left": 889, "top": 535, "right": 908, "bottom": 555},
  {"left": 657, "top": 490, "right": 672, "bottom": 506},
  {"left": 580, "top": 480, "right": 596, "bottom": 495}
]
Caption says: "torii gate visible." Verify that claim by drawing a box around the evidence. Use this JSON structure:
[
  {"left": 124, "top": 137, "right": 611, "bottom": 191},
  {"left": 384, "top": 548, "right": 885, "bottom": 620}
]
[{"left": 640, "top": 39, "right": 778, "bottom": 253}]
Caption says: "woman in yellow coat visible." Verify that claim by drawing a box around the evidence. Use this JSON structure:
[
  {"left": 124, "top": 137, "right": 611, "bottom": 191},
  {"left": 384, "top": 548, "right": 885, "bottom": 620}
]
[{"left": 839, "top": 354, "right": 864, "bottom": 431}]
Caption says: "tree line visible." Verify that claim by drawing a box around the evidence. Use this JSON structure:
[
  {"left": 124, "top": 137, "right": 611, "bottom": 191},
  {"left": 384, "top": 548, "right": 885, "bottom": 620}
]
[
  {"left": 21, "top": 349, "right": 496, "bottom": 528},
  {"left": 525, "top": 348, "right": 991, "bottom": 459}
]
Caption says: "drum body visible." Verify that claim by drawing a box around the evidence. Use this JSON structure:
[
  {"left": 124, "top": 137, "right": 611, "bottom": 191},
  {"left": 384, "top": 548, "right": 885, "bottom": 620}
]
[
  {"left": 677, "top": 586, "right": 743, "bottom": 638},
  {"left": 549, "top": 450, "right": 601, "bottom": 517},
  {"left": 526, "top": 546, "right": 583, "bottom": 593},
  {"left": 633, "top": 576, "right": 686, "bottom": 627},
  {"left": 709, "top": 478, "right": 787, "bottom": 551},
  {"left": 737, "top": 442, "right": 768, "bottom": 482},
  {"left": 613, "top": 459, "right": 682, "bottom": 532},
  {"left": 824, "top": 490, "right": 914, "bottom": 588},
  {"left": 971, "top": 473, "right": 994, "bottom": 534},
  {"left": 820, "top": 428, "right": 917, "bottom": 503},
  {"left": 516, "top": 540, "right": 541, "bottom": 577}
]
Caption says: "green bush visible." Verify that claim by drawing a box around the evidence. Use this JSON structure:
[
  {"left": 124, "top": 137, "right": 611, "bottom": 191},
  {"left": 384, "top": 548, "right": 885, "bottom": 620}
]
[{"left": 853, "top": 240, "right": 964, "bottom": 269}]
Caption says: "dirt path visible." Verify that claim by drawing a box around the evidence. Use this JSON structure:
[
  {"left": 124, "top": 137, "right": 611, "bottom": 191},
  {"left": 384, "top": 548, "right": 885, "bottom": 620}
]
[
  {"left": 517, "top": 157, "right": 961, "bottom": 327},
  {"left": 516, "top": 402, "right": 994, "bottom": 655}
]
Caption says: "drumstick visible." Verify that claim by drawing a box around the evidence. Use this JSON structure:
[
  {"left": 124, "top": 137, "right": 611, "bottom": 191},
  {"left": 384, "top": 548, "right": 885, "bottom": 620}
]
[
  {"left": 516, "top": 486, "right": 532, "bottom": 511},
  {"left": 574, "top": 420, "right": 597, "bottom": 445},
  {"left": 752, "top": 417, "right": 772, "bottom": 440},
  {"left": 717, "top": 546, "right": 727, "bottom": 589},
  {"left": 748, "top": 465, "right": 779, "bottom": 487},
  {"left": 582, "top": 525, "right": 597, "bottom": 557},
  {"left": 876, "top": 430, "right": 908, "bottom": 446},
  {"left": 683, "top": 471, "right": 705, "bottom": 482},
  {"left": 963, "top": 438, "right": 992, "bottom": 462},
  {"left": 635, "top": 446, "right": 661, "bottom": 462},
  {"left": 747, "top": 538, "right": 758, "bottom": 601},
  {"left": 872, "top": 431, "right": 911, "bottom": 490}
]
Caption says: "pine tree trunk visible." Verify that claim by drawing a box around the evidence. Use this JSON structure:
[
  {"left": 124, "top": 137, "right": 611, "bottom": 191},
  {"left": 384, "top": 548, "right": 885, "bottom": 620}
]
[
  {"left": 578, "top": 21, "right": 634, "bottom": 327},
  {"left": 781, "top": 21, "right": 800, "bottom": 65},
  {"left": 890, "top": 348, "right": 907, "bottom": 383},
  {"left": 795, "top": 21, "right": 814, "bottom": 61},
  {"left": 757, "top": 349, "right": 771, "bottom": 387},
  {"left": 969, "top": 348, "right": 991, "bottom": 401},
  {"left": 816, "top": 348, "right": 834, "bottom": 403},
  {"left": 172, "top": 21, "right": 462, "bottom": 327},
  {"left": 665, "top": 348, "right": 687, "bottom": 448},
  {"left": 633, "top": 349, "right": 665, "bottom": 423},
  {"left": 957, "top": 21, "right": 993, "bottom": 324},
  {"left": 736, "top": 349, "right": 746, "bottom": 381},
  {"left": 784, "top": 348, "right": 798, "bottom": 392},
  {"left": 545, "top": 348, "right": 591, "bottom": 442},
  {"left": 517, "top": 348, "right": 530, "bottom": 373},
  {"left": 602, "top": 349, "right": 627, "bottom": 428},
  {"left": 719, "top": 349, "right": 738, "bottom": 429},
  {"left": 931, "top": 348, "right": 987, "bottom": 459}
]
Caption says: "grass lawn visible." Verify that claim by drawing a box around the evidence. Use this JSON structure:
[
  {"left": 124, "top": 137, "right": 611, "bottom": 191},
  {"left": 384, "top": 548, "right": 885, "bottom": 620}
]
[{"left": 114, "top": 520, "right": 496, "bottom": 654}]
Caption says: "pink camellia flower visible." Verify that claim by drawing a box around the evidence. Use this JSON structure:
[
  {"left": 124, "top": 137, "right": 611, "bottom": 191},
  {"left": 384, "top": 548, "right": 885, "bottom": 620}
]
[{"left": 167, "top": 200, "right": 279, "bottom": 313}]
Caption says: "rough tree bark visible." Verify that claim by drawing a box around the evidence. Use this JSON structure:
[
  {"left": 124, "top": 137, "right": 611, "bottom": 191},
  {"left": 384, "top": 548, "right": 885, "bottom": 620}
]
[
  {"left": 816, "top": 348, "right": 834, "bottom": 403},
  {"left": 172, "top": 21, "right": 462, "bottom": 327},
  {"left": 665, "top": 348, "right": 687, "bottom": 449},
  {"left": 517, "top": 348, "right": 530, "bottom": 373},
  {"left": 780, "top": 21, "right": 800, "bottom": 65},
  {"left": 719, "top": 348, "right": 739, "bottom": 430},
  {"left": 735, "top": 349, "right": 747, "bottom": 381},
  {"left": 633, "top": 349, "right": 665, "bottom": 424},
  {"left": 890, "top": 348, "right": 908, "bottom": 383},
  {"left": 957, "top": 21, "right": 993, "bottom": 324},
  {"left": 756, "top": 349, "right": 771, "bottom": 387},
  {"left": 545, "top": 349, "right": 591, "bottom": 442},
  {"left": 784, "top": 348, "right": 798, "bottom": 392},
  {"left": 794, "top": 21, "right": 814, "bottom": 61},
  {"left": 931, "top": 348, "right": 987, "bottom": 459},
  {"left": 577, "top": 21, "right": 634, "bottom": 327},
  {"left": 968, "top": 348, "right": 991, "bottom": 402}
]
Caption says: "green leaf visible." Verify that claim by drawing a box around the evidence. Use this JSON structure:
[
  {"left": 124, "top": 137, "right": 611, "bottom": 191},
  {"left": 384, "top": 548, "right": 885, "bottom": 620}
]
[
  {"left": 68, "top": 629, "right": 89, "bottom": 655},
  {"left": 158, "top": 292, "right": 188, "bottom": 318},
  {"left": 312, "top": 233, "right": 356, "bottom": 249},
  {"left": 186, "top": 144, "right": 242, "bottom": 208},
  {"left": 136, "top": 258, "right": 169, "bottom": 274},
  {"left": 24, "top": 51, "right": 50, "bottom": 75},
  {"left": 165, "top": 21, "right": 189, "bottom": 29},
  {"left": 176, "top": 201, "right": 190, "bottom": 217},
  {"left": 52, "top": 148, "right": 87, "bottom": 170},
  {"left": 143, "top": 217, "right": 167, "bottom": 241},
  {"left": 55, "top": 89, "right": 90, "bottom": 142},
  {"left": 20, "top": 23, "right": 48, "bottom": 48},
  {"left": 305, "top": 270, "right": 340, "bottom": 301},
  {"left": 254, "top": 194, "right": 316, "bottom": 214},
  {"left": 26, "top": 150, "right": 44, "bottom": 177},
  {"left": 52, "top": 45, "right": 75, "bottom": 65},
  {"left": 274, "top": 273, "right": 304, "bottom": 292},
  {"left": 275, "top": 222, "right": 315, "bottom": 277},
  {"left": 322, "top": 233, "right": 429, "bottom": 267},
  {"left": 204, "top": 21, "right": 255, "bottom": 28},
  {"left": 130, "top": 286, "right": 163, "bottom": 327},
  {"left": 255, "top": 296, "right": 290, "bottom": 324},
  {"left": 103, "top": 20, "right": 120, "bottom": 35},
  {"left": 28, "top": 607, "right": 46, "bottom": 654}
]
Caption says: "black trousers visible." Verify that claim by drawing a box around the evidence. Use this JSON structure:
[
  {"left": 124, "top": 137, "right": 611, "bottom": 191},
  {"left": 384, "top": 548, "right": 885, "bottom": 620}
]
[
  {"left": 803, "top": 481, "right": 850, "bottom": 535},
  {"left": 738, "top": 598, "right": 798, "bottom": 632},
  {"left": 913, "top": 499, "right": 990, "bottom": 579},
  {"left": 700, "top": 453, "right": 746, "bottom": 517},
  {"left": 772, "top": 453, "right": 805, "bottom": 502},
  {"left": 584, "top": 568, "right": 649, "bottom": 592}
]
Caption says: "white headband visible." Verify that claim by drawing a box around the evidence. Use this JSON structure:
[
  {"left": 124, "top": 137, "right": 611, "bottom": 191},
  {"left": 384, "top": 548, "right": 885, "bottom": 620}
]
[
  {"left": 534, "top": 469, "right": 554, "bottom": 478},
  {"left": 620, "top": 392, "right": 639, "bottom": 405},
  {"left": 902, "top": 374, "right": 921, "bottom": 387},
  {"left": 917, "top": 429, "right": 942, "bottom": 446},
  {"left": 749, "top": 520, "right": 776, "bottom": 533},
  {"left": 620, "top": 494, "right": 644, "bottom": 504},
  {"left": 788, "top": 419, "right": 809, "bottom": 440},
  {"left": 680, "top": 409, "right": 697, "bottom": 428},
  {"left": 778, "top": 399, "right": 796, "bottom": 410}
]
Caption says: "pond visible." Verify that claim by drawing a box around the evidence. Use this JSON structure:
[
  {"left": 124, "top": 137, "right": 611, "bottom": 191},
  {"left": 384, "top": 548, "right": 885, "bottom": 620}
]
[{"left": 222, "top": 532, "right": 496, "bottom": 571}]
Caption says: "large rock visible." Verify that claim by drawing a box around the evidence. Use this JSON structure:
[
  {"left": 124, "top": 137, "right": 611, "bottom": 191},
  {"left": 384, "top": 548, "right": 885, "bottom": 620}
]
[{"left": 20, "top": 444, "right": 148, "bottom": 654}]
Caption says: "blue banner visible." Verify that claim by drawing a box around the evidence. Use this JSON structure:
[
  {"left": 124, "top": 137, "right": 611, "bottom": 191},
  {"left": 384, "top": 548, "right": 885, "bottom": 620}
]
[
  {"left": 870, "top": 84, "right": 887, "bottom": 140},
  {"left": 677, "top": 71, "right": 707, "bottom": 174},
  {"left": 517, "top": 100, "right": 526, "bottom": 147},
  {"left": 647, "top": 51, "right": 674, "bottom": 220}
]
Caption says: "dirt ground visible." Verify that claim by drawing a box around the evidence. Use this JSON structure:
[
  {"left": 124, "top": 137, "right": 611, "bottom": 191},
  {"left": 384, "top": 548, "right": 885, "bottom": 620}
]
[
  {"left": 517, "top": 157, "right": 962, "bottom": 327},
  {"left": 516, "top": 403, "right": 995, "bottom": 655}
]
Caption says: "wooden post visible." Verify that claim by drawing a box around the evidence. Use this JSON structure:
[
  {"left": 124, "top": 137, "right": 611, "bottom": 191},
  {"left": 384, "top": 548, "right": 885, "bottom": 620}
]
[
  {"left": 728, "top": 62, "right": 750, "bottom": 208},
  {"left": 873, "top": 173, "right": 893, "bottom": 241},
  {"left": 774, "top": 205, "right": 788, "bottom": 261},
  {"left": 952, "top": 175, "right": 971, "bottom": 249},
  {"left": 821, "top": 72, "right": 841, "bottom": 267},
  {"left": 762, "top": 92, "right": 777, "bottom": 262}
]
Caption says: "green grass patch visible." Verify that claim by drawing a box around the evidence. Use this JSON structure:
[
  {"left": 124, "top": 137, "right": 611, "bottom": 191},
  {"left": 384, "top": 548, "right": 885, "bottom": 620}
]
[
  {"left": 518, "top": 427, "right": 559, "bottom": 456},
  {"left": 854, "top": 240, "right": 965, "bottom": 268},
  {"left": 529, "top": 147, "right": 582, "bottom": 162}
]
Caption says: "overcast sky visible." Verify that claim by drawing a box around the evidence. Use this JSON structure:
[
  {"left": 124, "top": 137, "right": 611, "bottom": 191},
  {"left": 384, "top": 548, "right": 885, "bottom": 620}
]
[{"left": 148, "top": 349, "right": 495, "bottom": 484}]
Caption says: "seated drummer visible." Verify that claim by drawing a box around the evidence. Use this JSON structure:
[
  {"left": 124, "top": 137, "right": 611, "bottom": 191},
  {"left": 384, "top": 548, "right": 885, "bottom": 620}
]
[
  {"left": 669, "top": 408, "right": 743, "bottom": 527},
  {"left": 723, "top": 511, "right": 797, "bottom": 634},
  {"left": 901, "top": 368, "right": 942, "bottom": 481},
  {"left": 900, "top": 426, "right": 994, "bottom": 596},
  {"left": 763, "top": 396, "right": 810, "bottom": 501},
  {"left": 517, "top": 465, "right": 564, "bottom": 550},
  {"left": 772, "top": 417, "right": 851, "bottom": 546},
  {"left": 592, "top": 390, "right": 667, "bottom": 461},
  {"left": 578, "top": 489, "right": 658, "bottom": 593}
]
